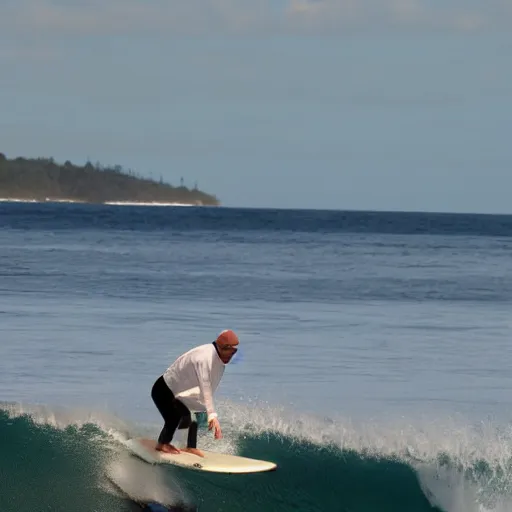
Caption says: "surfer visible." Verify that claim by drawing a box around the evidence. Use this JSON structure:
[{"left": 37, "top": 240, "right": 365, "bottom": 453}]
[{"left": 151, "top": 329, "right": 240, "bottom": 457}]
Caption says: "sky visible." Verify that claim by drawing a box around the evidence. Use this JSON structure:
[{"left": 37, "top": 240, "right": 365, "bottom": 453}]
[{"left": 1, "top": 0, "right": 511, "bottom": 213}]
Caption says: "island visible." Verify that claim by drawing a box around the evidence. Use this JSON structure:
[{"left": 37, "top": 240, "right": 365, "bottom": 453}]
[{"left": 0, "top": 153, "right": 220, "bottom": 206}]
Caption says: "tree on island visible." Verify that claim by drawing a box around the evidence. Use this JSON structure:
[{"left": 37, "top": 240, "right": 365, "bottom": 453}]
[{"left": 0, "top": 154, "right": 220, "bottom": 206}]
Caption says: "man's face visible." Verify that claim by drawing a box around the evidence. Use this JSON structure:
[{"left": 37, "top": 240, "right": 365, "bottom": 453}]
[{"left": 217, "top": 341, "right": 239, "bottom": 363}]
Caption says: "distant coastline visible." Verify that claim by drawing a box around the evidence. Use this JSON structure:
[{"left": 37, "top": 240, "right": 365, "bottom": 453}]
[
  {"left": 0, "top": 153, "right": 220, "bottom": 206},
  {"left": 0, "top": 197, "right": 197, "bottom": 207}
]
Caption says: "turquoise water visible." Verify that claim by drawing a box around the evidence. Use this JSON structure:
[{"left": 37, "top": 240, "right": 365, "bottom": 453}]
[{"left": 2, "top": 203, "right": 512, "bottom": 511}]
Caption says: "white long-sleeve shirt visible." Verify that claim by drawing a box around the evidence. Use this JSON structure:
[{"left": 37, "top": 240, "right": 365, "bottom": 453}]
[{"left": 163, "top": 343, "right": 225, "bottom": 422}]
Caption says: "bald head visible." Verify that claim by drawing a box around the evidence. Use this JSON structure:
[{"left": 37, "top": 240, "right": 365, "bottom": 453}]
[
  {"left": 215, "top": 330, "right": 239, "bottom": 363},
  {"left": 216, "top": 329, "right": 239, "bottom": 347}
]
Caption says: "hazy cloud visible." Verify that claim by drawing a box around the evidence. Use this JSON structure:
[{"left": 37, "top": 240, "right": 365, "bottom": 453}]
[
  {"left": 1, "top": 0, "right": 278, "bottom": 36},
  {"left": 284, "top": 0, "right": 502, "bottom": 32},
  {"left": 1, "top": 0, "right": 510, "bottom": 39}
]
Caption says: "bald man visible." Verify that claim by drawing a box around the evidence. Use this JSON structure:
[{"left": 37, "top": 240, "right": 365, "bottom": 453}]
[{"left": 150, "top": 329, "right": 240, "bottom": 457}]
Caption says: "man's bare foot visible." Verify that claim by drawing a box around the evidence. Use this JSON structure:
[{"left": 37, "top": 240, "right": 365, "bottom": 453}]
[
  {"left": 156, "top": 443, "right": 181, "bottom": 454},
  {"left": 181, "top": 447, "right": 205, "bottom": 457}
]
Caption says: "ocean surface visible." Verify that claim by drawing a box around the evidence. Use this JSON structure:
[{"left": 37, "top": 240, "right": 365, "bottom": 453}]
[{"left": 2, "top": 202, "right": 512, "bottom": 512}]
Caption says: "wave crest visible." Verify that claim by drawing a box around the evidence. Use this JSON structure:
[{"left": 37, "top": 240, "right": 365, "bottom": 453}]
[{"left": 3, "top": 400, "right": 512, "bottom": 512}]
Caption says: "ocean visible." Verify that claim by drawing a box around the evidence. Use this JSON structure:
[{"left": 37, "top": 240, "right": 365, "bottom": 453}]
[{"left": 2, "top": 202, "right": 512, "bottom": 512}]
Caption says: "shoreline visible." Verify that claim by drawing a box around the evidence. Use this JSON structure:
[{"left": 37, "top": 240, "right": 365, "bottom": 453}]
[{"left": 0, "top": 198, "right": 200, "bottom": 207}]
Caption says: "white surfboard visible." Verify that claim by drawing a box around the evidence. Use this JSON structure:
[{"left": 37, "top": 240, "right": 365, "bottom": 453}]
[{"left": 124, "top": 437, "right": 277, "bottom": 474}]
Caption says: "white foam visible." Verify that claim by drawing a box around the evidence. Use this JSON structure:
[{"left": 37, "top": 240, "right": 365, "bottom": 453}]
[
  {"left": 103, "top": 201, "right": 195, "bottom": 206},
  {"left": 104, "top": 451, "right": 190, "bottom": 506},
  {"left": 0, "top": 401, "right": 132, "bottom": 439},
  {"left": 0, "top": 198, "right": 39, "bottom": 203},
  {"left": 0, "top": 198, "right": 200, "bottom": 206}
]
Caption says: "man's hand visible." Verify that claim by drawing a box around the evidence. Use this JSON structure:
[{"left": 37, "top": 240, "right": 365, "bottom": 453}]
[{"left": 208, "top": 417, "right": 223, "bottom": 439}]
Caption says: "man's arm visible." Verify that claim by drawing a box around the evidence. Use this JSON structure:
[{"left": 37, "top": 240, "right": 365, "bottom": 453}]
[
  {"left": 193, "top": 358, "right": 223, "bottom": 439},
  {"left": 193, "top": 358, "right": 216, "bottom": 421}
]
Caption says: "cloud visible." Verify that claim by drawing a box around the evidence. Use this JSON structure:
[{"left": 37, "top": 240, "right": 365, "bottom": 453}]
[
  {"left": 1, "top": 0, "right": 278, "bottom": 37},
  {"left": 283, "top": 0, "right": 500, "bottom": 32},
  {"left": 1, "top": 0, "right": 510, "bottom": 39}
]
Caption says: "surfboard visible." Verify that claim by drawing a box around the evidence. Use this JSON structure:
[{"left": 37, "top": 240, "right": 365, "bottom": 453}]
[{"left": 124, "top": 437, "right": 277, "bottom": 474}]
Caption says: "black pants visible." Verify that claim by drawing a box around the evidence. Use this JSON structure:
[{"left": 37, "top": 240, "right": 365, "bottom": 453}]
[{"left": 151, "top": 376, "right": 198, "bottom": 449}]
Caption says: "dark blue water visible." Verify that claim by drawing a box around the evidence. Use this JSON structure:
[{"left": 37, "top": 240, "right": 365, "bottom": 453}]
[{"left": 3, "top": 202, "right": 512, "bottom": 236}]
